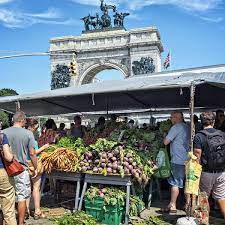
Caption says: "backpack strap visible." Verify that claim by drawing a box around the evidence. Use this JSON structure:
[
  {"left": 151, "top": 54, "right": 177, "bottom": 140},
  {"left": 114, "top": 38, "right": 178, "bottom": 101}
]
[{"left": 0, "top": 132, "right": 3, "bottom": 148}]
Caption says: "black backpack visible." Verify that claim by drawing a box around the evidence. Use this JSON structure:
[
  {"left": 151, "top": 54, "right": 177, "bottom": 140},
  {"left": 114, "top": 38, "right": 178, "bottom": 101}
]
[{"left": 200, "top": 130, "right": 225, "bottom": 172}]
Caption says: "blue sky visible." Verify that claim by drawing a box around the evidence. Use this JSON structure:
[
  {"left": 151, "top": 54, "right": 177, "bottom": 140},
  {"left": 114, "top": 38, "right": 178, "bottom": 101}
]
[{"left": 0, "top": 0, "right": 225, "bottom": 94}]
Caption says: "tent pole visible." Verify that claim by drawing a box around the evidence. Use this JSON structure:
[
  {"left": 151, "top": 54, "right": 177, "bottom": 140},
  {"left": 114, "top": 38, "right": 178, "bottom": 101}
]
[{"left": 189, "top": 83, "right": 196, "bottom": 152}]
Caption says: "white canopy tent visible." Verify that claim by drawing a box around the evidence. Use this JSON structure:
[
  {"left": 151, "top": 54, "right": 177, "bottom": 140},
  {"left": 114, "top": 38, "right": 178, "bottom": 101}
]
[{"left": 0, "top": 72, "right": 224, "bottom": 116}]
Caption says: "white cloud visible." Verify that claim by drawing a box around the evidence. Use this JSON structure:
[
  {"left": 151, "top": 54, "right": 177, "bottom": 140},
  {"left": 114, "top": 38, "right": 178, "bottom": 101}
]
[
  {"left": 199, "top": 16, "right": 223, "bottom": 23},
  {"left": 0, "top": 0, "right": 13, "bottom": 4},
  {"left": 24, "top": 8, "right": 61, "bottom": 19},
  {"left": 70, "top": 0, "right": 222, "bottom": 12},
  {"left": 0, "top": 8, "right": 77, "bottom": 28}
]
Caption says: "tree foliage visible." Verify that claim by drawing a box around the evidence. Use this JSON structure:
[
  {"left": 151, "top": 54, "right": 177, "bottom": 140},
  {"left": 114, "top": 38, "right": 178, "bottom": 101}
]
[
  {"left": 51, "top": 64, "right": 71, "bottom": 90},
  {"left": 0, "top": 88, "right": 18, "bottom": 97},
  {"left": 0, "top": 88, "right": 18, "bottom": 127}
]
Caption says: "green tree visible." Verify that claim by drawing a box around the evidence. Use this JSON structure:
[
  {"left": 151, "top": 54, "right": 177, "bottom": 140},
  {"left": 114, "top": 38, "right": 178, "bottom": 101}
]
[
  {"left": 0, "top": 88, "right": 18, "bottom": 97},
  {"left": 0, "top": 88, "right": 18, "bottom": 128}
]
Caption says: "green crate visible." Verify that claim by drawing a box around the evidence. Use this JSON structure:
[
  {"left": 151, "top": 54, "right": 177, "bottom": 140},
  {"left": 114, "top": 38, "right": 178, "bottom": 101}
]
[{"left": 85, "top": 197, "right": 124, "bottom": 225}]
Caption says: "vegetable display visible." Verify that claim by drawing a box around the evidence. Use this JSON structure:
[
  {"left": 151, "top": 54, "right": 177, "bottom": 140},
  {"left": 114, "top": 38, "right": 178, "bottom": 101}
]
[{"left": 85, "top": 186, "right": 145, "bottom": 217}]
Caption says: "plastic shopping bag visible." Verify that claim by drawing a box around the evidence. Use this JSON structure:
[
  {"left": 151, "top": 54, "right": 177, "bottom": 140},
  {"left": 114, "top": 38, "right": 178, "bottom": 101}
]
[
  {"left": 185, "top": 152, "right": 202, "bottom": 196},
  {"left": 154, "top": 148, "right": 171, "bottom": 179}
]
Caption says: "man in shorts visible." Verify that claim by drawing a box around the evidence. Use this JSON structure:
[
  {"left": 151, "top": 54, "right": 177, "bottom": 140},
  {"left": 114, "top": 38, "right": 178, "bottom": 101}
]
[
  {"left": 163, "top": 111, "right": 190, "bottom": 212},
  {"left": 194, "top": 112, "right": 225, "bottom": 217},
  {"left": 4, "top": 111, "right": 38, "bottom": 225}
]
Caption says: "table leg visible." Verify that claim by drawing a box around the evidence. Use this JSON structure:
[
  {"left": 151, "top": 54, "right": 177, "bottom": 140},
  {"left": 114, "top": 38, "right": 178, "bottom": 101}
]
[
  {"left": 147, "top": 179, "right": 153, "bottom": 209},
  {"left": 125, "top": 185, "right": 130, "bottom": 225},
  {"left": 131, "top": 184, "right": 136, "bottom": 196},
  {"left": 78, "top": 181, "right": 87, "bottom": 211},
  {"left": 75, "top": 180, "right": 81, "bottom": 211},
  {"left": 155, "top": 178, "right": 162, "bottom": 201}
]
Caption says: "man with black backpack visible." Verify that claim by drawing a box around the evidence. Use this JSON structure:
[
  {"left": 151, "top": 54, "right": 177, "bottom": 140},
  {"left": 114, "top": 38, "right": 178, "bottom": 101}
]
[{"left": 194, "top": 111, "right": 225, "bottom": 217}]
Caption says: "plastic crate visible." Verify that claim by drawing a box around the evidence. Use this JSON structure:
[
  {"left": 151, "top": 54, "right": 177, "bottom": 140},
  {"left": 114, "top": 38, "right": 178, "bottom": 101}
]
[{"left": 85, "top": 197, "right": 124, "bottom": 225}]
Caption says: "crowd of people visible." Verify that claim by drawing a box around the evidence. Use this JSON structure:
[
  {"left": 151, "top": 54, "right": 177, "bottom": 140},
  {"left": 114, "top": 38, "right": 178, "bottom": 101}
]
[
  {"left": 162, "top": 110, "right": 225, "bottom": 218},
  {"left": 0, "top": 110, "right": 225, "bottom": 224}
]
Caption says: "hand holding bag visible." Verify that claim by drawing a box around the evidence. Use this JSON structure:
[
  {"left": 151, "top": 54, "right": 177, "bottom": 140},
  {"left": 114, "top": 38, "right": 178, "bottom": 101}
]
[{"left": 0, "top": 133, "right": 24, "bottom": 177}]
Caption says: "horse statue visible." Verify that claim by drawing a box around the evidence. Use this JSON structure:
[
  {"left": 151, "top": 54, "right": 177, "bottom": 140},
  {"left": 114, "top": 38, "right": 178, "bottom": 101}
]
[
  {"left": 114, "top": 12, "right": 129, "bottom": 27},
  {"left": 81, "top": 14, "right": 96, "bottom": 31}
]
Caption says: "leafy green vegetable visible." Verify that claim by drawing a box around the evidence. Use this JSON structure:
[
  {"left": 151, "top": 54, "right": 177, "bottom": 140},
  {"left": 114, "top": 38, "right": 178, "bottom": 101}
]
[{"left": 53, "top": 211, "right": 100, "bottom": 225}]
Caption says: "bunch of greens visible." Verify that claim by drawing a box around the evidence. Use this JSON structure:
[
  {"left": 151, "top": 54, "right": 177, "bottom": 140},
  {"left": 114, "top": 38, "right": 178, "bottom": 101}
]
[
  {"left": 89, "top": 138, "right": 117, "bottom": 152},
  {"left": 159, "top": 119, "right": 172, "bottom": 134},
  {"left": 53, "top": 211, "right": 100, "bottom": 225},
  {"left": 129, "top": 196, "right": 145, "bottom": 217},
  {"left": 57, "top": 137, "right": 87, "bottom": 156}
]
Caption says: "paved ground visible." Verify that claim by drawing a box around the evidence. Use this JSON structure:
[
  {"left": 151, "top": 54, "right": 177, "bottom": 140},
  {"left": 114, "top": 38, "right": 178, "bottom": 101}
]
[{"left": 24, "top": 197, "right": 225, "bottom": 225}]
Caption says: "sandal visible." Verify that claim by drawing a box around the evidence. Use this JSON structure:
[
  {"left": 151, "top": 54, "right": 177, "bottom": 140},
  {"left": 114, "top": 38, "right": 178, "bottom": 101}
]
[
  {"left": 34, "top": 212, "right": 46, "bottom": 220},
  {"left": 160, "top": 206, "right": 177, "bottom": 214}
]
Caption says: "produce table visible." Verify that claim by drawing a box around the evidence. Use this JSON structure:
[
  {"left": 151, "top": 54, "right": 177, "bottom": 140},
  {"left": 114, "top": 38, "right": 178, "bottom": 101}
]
[
  {"left": 78, "top": 173, "right": 134, "bottom": 225},
  {"left": 46, "top": 171, "right": 82, "bottom": 211}
]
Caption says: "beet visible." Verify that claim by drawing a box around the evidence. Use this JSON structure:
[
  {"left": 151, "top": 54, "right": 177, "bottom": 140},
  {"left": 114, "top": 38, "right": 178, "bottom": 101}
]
[
  {"left": 101, "top": 163, "right": 106, "bottom": 168},
  {"left": 107, "top": 168, "right": 112, "bottom": 173},
  {"left": 102, "top": 153, "right": 107, "bottom": 159},
  {"left": 98, "top": 168, "right": 103, "bottom": 173},
  {"left": 107, "top": 163, "right": 112, "bottom": 168},
  {"left": 100, "top": 158, "right": 106, "bottom": 163},
  {"left": 81, "top": 166, "right": 87, "bottom": 172},
  {"left": 128, "top": 165, "right": 133, "bottom": 171},
  {"left": 112, "top": 157, "right": 117, "bottom": 162},
  {"left": 112, "top": 164, "right": 118, "bottom": 170},
  {"left": 123, "top": 162, "right": 129, "bottom": 167},
  {"left": 124, "top": 168, "right": 130, "bottom": 174},
  {"left": 93, "top": 167, "right": 98, "bottom": 173},
  {"left": 108, "top": 153, "right": 113, "bottom": 158},
  {"left": 128, "top": 158, "right": 133, "bottom": 163},
  {"left": 80, "top": 161, "right": 85, "bottom": 166},
  {"left": 87, "top": 166, "right": 91, "bottom": 170},
  {"left": 94, "top": 159, "right": 100, "bottom": 164},
  {"left": 117, "top": 165, "right": 122, "bottom": 171},
  {"left": 113, "top": 149, "right": 120, "bottom": 155},
  {"left": 124, "top": 157, "right": 129, "bottom": 162}
]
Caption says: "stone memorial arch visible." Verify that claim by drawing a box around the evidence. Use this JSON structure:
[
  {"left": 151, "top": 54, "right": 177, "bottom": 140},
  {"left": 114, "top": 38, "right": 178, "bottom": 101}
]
[
  {"left": 49, "top": 1, "right": 163, "bottom": 88},
  {"left": 50, "top": 27, "right": 163, "bottom": 87}
]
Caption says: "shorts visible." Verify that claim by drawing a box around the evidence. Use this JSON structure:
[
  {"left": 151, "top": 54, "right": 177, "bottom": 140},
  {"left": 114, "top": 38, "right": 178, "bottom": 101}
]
[
  {"left": 14, "top": 169, "right": 31, "bottom": 202},
  {"left": 168, "top": 163, "right": 185, "bottom": 188},
  {"left": 200, "top": 171, "right": 225, "bottom": 200}
]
